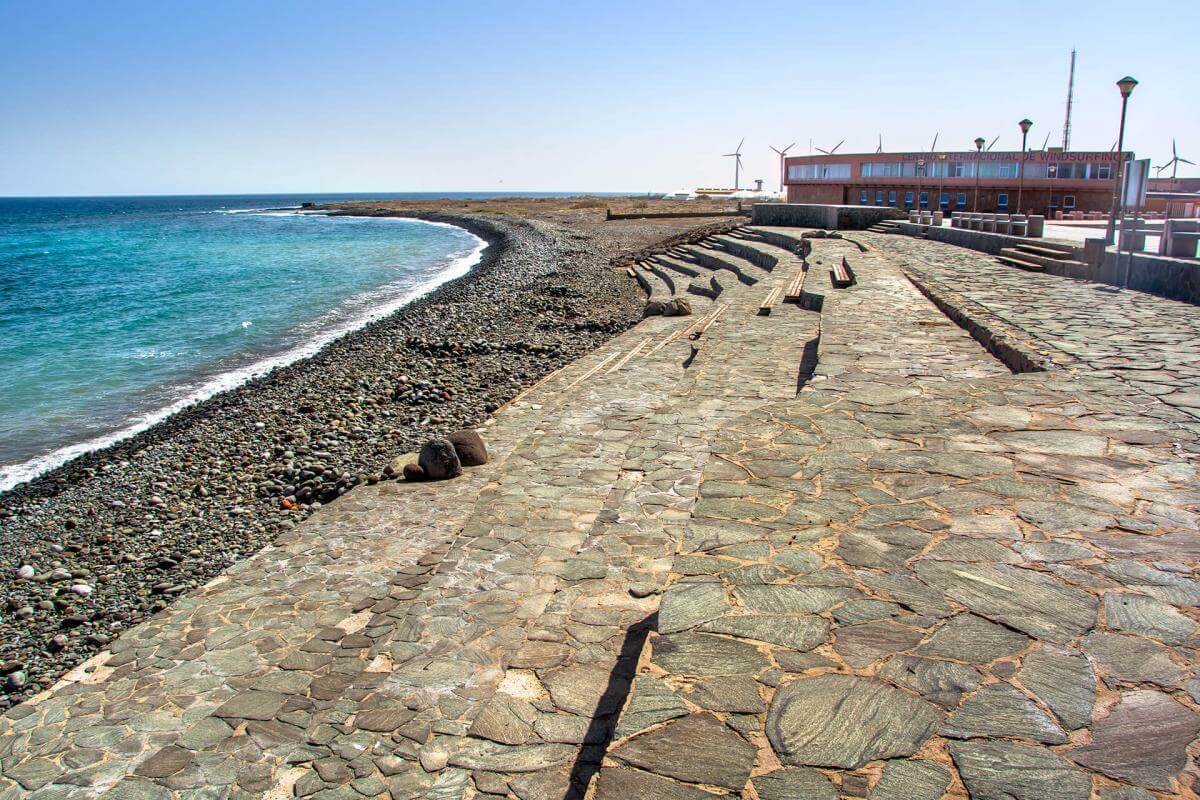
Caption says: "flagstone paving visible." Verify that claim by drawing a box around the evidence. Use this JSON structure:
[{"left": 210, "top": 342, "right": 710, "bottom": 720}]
[{"left": 3, "top": 226, "right": 1199, "bottom": 800}]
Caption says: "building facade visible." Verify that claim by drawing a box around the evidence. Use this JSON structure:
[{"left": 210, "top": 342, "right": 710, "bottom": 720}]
[{"left": 783, "top": 149, "right": 1128, "bottom": 216}]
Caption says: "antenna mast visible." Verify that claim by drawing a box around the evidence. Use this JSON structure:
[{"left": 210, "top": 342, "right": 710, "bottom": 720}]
[{"left": 1062, "top": 48, "right": 1076, "bottom": 151}]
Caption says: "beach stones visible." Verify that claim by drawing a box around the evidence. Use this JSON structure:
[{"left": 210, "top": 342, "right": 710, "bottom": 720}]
[
  {"left": 642, "top": 298, "right": 692, "bottom": 318},
  {"left": 418, "top": 439, "right": 461, "bottom": 480},
  {"left": 448, "top": 429, "right": 488, "bottom": 466}
]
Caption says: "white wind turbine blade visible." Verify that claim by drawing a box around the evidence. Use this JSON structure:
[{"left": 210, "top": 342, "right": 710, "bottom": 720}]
[{"left": 987, "top": 135, "right": 1000, "bottom": 151}]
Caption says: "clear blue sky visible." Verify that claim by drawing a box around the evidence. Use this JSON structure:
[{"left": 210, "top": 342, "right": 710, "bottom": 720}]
[{"left": 2, "top": 0, "right": 1197, "bottom": 196}]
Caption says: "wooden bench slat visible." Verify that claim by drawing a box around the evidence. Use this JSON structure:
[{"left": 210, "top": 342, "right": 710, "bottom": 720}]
[{"left": 758, "top": 287, "right": 782, "bottom": 315}]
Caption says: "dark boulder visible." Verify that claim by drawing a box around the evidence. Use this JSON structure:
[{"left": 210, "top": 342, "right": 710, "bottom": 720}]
[
  {"left": 664, "top": 298, "right": 692, "bottom": 317},
  {"left": 418, "top": 439, "right": 462, "bottom": 480},
  {"left": 448, "top": 429, "right": 488, "bottom": 466},
  {"left": 402, "top": 463, "right": 426, "bottom": 481}
]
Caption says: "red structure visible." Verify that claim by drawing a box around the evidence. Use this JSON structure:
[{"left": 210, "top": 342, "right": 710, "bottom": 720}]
[{"left": 783, "top": 149, "right": 1127, "bottom": 216}]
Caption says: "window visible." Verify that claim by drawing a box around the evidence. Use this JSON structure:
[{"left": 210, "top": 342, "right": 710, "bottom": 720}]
[
  {"left": 904, "top": 191, "right": 915, "bottom": 208},
  {"left": 979, "top": 161, "right": 1018, "bottom": 178},
  {"left": 787, "top": 163, "right": 852, "bottom": 180},
  {"left": 1096, "top": 164, "right": 1113, "bottom": 180},
  {"left": 1063, "top": 195, "right": 1076, "bottom": 209},
  {"left": 888, "top": 191, "right": 897, "bottom": 207},
  {"left": 939, "top": 192, "right": 950, "bottom": 209},
  {"left": 876, "top": 191, "right": 884, "bottom": 205},
  {"left": 861, "top": 162, "right": 908, "bottom": 178},
  {"left": 859, "top": 190, "right": 868, "bottom": 205},
  {"left": 919, "top": 191, "right": 929, "bottom": 209},
  {"left": 1023, "top": 162, "right": 1048, "bottom": 179},
  {"left": 1050, "top": 194, "right": 1060, "bottom": 207},
  {"left": 956, "top": 192, "right": 967, "bottom": 209},
  {"left": 951, "top": 162, "right": 969, "bottom": 178},
  {"left": 997, "top": 193, "right": 1009, "bottom": 209}
]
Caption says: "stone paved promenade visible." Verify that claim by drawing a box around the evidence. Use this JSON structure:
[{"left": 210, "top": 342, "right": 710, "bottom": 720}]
[{"left": 2, "top": 227, "right": 1199, "bottom": 800}]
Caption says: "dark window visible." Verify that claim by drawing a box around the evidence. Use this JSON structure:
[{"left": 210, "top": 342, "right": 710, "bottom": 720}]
[
  {"left": 1096, "top": 164, "right": 1113, "bottom": 180},
  {"left": 956, "top": 192, "right": 967, "bottom": 209},
  {"left": 888, "top": 191, "right": 897, "bottom": 207},
  {"left": 1063, "top": 195, "right": 1076, "bottom": 209},
  {"left": 860, "top": 190, "right": 868, "bottom": 205},
  {"left": 919, "top": 191, "right": 929, "bottom": 208},
  {"left": 997, "top": 193, "right": 1009, "bottom": 209},
  {"left": 904, "top": 191, "right": 914, "bottom": 207},
  {"left": 939, "top": 192, "right": 949, "bottom": 209}
]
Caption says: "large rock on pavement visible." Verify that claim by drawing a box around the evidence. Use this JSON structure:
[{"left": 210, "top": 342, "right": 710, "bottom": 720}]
[
  {"left": 1069, "top": 690, "right": 1200, "bottom": 790},
  {"left": 949, "top": 740, "right": 1091, "bottom": 800},
  {"left": 448, "top": 429, "right": 488, "bottom": 466},
  {"left": 609, "top": 713, "right": 754, "bottom": 790},
  {"left": 418, "top": 438, "right": 462, "bottom": 480}
]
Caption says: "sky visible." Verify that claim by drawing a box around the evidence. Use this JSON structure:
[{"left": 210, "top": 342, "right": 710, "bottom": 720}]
[{"left": 1, "top": 0, "right": 1198, "bottom": 196}]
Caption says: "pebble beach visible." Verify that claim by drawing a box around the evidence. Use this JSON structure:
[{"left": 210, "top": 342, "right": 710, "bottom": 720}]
[{"left": 0, "top": 199, "right": 737, "bottom": 705}]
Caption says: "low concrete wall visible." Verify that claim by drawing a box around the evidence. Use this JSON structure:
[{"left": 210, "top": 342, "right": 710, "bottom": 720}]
[
  {"left": 897, "top": 222, "right": 1078, "bottom": 258},
  {"left": 1098, "top": 251, "right": 1200, "bottom": 305},
  {"left": 751, "top": 203, "right": 904, "bottom": 230}
]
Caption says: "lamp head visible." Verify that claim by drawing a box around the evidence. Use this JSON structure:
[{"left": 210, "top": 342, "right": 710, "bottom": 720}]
[
  {"left": 974, "top": 137, "right": 986, "bottom": 151},
  {"left": 1116, "top": 76, "right": 1138, "bottom": 98},
  {"left": 1019, "top": 118, "right": 1033, "bottom": 134}
]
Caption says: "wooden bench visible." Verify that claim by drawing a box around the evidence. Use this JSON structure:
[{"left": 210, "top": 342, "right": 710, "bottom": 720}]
[
  {"left": 690, "top": 303, "right": 729, "bottom": 339},
  {"left": 832, "top": 257, "right": 855, "bottom": 288},
  {"left": 758, "top": 287, "right": 782, "bottom": 316},
  {"left": 783, "top": 268, "right": 806, "bottom": 302}
]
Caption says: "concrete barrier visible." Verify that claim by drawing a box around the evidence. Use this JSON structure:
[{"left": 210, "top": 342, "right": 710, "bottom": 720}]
[
  {"left": 1099, "top": 250, "right": 1200, "bottom": 305},
  {"left": 897, "top": 220, "right": 1060, "bottom": 256},
  {"left": 751, "top": 203, "right": 905, "bottom": 229}
]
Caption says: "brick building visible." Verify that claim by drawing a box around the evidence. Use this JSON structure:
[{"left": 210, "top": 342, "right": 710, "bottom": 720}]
[{"left": 783, "top": 148, "right": 1127, "bottom": 216}]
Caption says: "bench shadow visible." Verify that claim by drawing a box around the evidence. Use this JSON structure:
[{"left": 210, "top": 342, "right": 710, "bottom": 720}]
[
  {"left": 796, "top": 334, "right": 820, "bottom": 394},
  {"left": 563, "top": 612, "right": 657, "bottom": 799}
]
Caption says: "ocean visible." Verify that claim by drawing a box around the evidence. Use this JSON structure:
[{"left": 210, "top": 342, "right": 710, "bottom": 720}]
[{"left": 0, "top": 193, "right": 545, "bottom": 490}]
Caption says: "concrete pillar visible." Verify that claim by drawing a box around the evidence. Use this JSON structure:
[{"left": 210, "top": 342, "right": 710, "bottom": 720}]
[{"left": 1026, "top": 215, "right": 1045, "bottom": 238}]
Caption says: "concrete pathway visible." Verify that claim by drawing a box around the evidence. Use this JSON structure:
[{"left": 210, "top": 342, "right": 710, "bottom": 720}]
[{"left": 2, "top": 228, "right": 1198, "bottom": 800}]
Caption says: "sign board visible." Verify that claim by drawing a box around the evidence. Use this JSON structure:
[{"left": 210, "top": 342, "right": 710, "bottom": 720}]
[{"left": 1122, "top": 158, "right": 1150, "bottom": 208}]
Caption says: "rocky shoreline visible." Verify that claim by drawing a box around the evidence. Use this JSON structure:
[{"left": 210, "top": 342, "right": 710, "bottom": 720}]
[{"left": 0, "top": 203, "right": 719, "bottom": 706}]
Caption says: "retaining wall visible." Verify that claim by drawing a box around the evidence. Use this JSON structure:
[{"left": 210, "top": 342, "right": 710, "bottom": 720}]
[
  {"left": 1098, "top": 250, "right": 1200, "bottom": 305},
  {"left": 751, "top": 203, "right": 904, "bottom": 229}
]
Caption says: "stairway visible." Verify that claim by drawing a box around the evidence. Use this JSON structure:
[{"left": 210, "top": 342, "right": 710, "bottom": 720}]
[
  {"left": 868, "top": 218, "right": 903, "bottom": 234},
  {"left": 996, "top": 240, "right": 1087, "bottom": 273}
]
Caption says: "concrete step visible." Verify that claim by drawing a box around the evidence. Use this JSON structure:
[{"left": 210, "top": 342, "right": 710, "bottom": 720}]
[
  {"left": 632, "top": 262, "right": 673, "bottom": 299},
  {"left": 1000, "top": 247, "right": 1089, "bottom": 272},
  {"left": 682, "top": 244, "right": 761, "bottom": 286},
  {"left": 652, "top": 253, "right": 702, "bottom": 278},
  {"left": 1014, "top": 242, "right": 1078, "bottom": 260},
  {"left": 643, "top": 259, "right": 678, "bottom": 295},
  {"left": 997, "top": 253, "right": 1047, "bottom": 272},
  {"left": 687, "top": 274, "right": 723, "bottom": 299}
]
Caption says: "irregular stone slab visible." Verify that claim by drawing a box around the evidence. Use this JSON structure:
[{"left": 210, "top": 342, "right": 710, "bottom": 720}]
[
  {"left": 833, "top": 620, "right": 924, "bottom": 668},
  {"left": 680, "top": 676, "right": 764, "bottom": 713},
  {"left": 609, "top": 713, "right": 754, "bottom": 790},
  {"left": 467, "top": 693, "right": 538, "bottom": 745},
  {"left": 1095, "top": 559, "right": 1200, "bottom": 605},
  {"left": 212, "top": 690, "right": 287, "bottom": 721},
  {"left": 1070, "top": 690, "right": 1200, "bottom": 790},
  {"left": 593, "top": 767, "right": 715, "bottom": 800},
  {"left": 614, "top": 675, "right": 689, "bottom": 739},
  {"left": 766, "top": 674, "right": 942, "bottom": 769},
  {"left": 922, "top": 537, "right": 1021, "bottom": 563},
  {"left": 657, "top": 582, "right": 731, "bottom": 634},
  {"left": 735, "top": 584, "right": 857, "bottom": 613},
  {"left": 448, "top": 740, "right": 574, "bottom": 773},
  {"left": 869, "top": 759, "right": 952, "bottom": 800},
  {"left": 543, "top": 664, "right": 627, "bottom": 716},
  {"left": 699, "top": 613, "right": 828, "bottom": 651},
  {"left": 857, "top": 570, "right": 955, "bottom": 617},
  {"left": 941, "top": 683, "right": 1068, "bottom": 743},
  {"left": 751, "top": 766, "right": 838, "bottom": 800},
  {"left": 837, "top": 527, "right": 931, "bottom": 569},
  {"left": 1097, "top": 788, "right": 1156, "bottom": 800},
  {"left": 1013, "top": 540, "right": 1094, "bottom": 563},
  {"left": 1016, "top": 500, "right": 1113, "bottom": 533},
  {"left": 1104, "top": 593, "right": 1197, "bottom": 645},
  {"left": 916, "top": 613, "right": 1030, "bottom": 663},
  {"left": 949, "top": 740, "right": 1091, "bottom": 800},
  {"left": 993, "top": 430, "right": 1109, "bottom": 456},
  {"left": 1016, "top": 647, "right": 1095, "bottom": 730},
  {"left": 914, "top": 561, "right": 1097, "bottom": 644},
  {"left": 879, "top": 655, "right": 981, "bottom": 708},
  {"left": 651, "top": 632, "right": 770, "bottom": 676},
  {"left": 868, "top": 451, "right": 1013, "bottom": 478},
  {"left": 1080, "top": 632, "right": 1183, "bottom": 686}
]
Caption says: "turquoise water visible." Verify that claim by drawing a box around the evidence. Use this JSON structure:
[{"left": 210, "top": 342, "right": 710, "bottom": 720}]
[{"left": 0, "top": 194, "right": 489, "bottom": 489}]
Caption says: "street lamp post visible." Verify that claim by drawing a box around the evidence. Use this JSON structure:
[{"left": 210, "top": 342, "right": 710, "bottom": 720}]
[
  {"left": 1017, "top": 119, "right": 1033, "bottom": 214},
  {"left": 973, "top": 136, "right": 985, "bottom": 211},
  {"left": 1105, "top": 76, "right": 1138, "bottom": 245}
]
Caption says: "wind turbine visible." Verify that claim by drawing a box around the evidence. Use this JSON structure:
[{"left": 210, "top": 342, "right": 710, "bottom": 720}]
[
  {"left": 769, "top": 142, "right": 796, "bottom": 194},
  {"left": 723, "top": 138, "right": 746, "bottom": 190},
  {"left": 1156, "top": 139, "right": 1194, "bottom": 180},
  {"left": 876, "top": 134, "right": 883, "bottom": 154},
  {"left": 986, "top": 135, "right": 1000, "bottom": 151},
  {"left": 1041, "top": 132, "right": 1052, "bottom": 151},
  {"left": 815, "top": 139, "right": 845, "bottom": 155},
  {"left": 930, "top": 133, "right": 939, "bottom": 152}
]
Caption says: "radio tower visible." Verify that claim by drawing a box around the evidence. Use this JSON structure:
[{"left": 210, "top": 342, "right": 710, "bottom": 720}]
[{"left": 1062, "top": 49, "right": 1076, "bottom": 151}]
